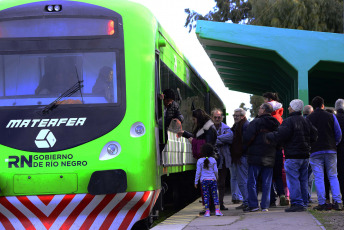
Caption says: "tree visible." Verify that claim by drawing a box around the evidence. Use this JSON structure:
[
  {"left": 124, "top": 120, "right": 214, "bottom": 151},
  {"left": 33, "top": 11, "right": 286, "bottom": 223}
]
[
  {"left": 249, "top": 0, "right": 343, "bottom": 33},
  {"left": 249, "top": 95, "right": 264, "bottom": 118},
  {"left": 184, "top": 0, "right": 252, "bottom": 32},
  {"left": 185, "top": 0, "right": 344, "bottom": 33},
  {"left": 239, "top": 102, "right": 249, "bottom": 111}
]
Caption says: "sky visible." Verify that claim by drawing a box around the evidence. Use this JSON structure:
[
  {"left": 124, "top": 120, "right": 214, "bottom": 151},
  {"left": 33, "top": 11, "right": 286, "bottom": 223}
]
[{"left": 130, "top": 0, "right": 251, "bottom": 126}]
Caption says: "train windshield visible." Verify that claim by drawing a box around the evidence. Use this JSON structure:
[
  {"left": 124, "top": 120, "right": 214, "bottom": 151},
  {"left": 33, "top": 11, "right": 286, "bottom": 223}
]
[{"left": 0, "top": 52, "right": 118, "bottom": 107}]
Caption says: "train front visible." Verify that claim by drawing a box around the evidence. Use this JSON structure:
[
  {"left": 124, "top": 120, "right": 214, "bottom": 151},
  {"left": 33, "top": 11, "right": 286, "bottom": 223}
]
[{"left": 0, "top": 1, "right": 159, "bottom": 229}]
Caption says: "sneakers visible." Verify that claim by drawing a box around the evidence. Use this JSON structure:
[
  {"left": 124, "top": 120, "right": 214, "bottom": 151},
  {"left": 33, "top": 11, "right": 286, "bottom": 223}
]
[
  {"left": 243, "top": 206, "right": 259, "bottom": 212},
  {"left": 215, "top": 209, "right": 223, "bottom": 216},
  {"left": 285, "top": 205, "right": 306, "bottom": 212},
  {"left": 236, "top": 204, "right": 248, "bottom": 210},
  {"left": 333, "top": 202, "right": 343, "bottom": 211},
  {"left": 204, "top": 210, "right": 210, "bottom": 217},
  {"left": 262, "top": 208, "right": 269, "bottom": 212},
  {"left": 220, "top": 205, "right": 228, "bottom": 211},
  {"left": 204, "top": 209, "right": 223, "bottom": 216},
  {"left": 313, "top": 203, "right": 332, "bottom": 211},
  {"left": 280, "top": 195, "right": 287, "bottom": 206}
]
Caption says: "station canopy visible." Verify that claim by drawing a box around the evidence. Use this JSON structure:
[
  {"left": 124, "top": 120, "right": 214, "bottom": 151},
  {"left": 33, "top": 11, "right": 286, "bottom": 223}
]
[{"left": 196, "top": 21, "right": 344, "bottom": 109}]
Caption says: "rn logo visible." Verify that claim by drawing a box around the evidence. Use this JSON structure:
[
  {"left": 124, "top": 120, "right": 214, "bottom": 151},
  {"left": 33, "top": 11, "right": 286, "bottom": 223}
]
[
  {"left": 6, "top": 155, "right": 32, "bottom": 168},
  {"left": 35, "top": 129, "right": 56, "bottom": 148}
]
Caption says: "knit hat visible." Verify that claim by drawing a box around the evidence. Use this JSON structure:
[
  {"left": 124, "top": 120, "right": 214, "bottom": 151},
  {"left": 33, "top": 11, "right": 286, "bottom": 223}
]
[{"left": 290, "top": 99, "right": 304, "bottom": 112}]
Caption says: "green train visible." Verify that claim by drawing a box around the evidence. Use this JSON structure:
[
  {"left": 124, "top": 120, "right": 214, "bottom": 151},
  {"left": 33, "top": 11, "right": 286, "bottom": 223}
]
[{"left": 0, "top": 0, "right": 225, "bottom": 229}]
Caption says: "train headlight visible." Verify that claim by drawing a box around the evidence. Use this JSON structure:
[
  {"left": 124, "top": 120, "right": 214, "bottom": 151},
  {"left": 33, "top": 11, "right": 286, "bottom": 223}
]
[
  {"left": 107, "top": 144, "right": 118, "bottom": 155},
  {"left": 99, "top": 141, "right": 121, "bottom": 160},
  {"left": 54, "top": 5, "right": 61, "bottom": 12},
  {"left": 46, "top": 5, "right": 54, "bottom": 12},
  {"left": 130, "top": 122, "right": 146, "bottom": 137},
  {"left": 45, "top": 5, "right": 62, "bottom": 12}
]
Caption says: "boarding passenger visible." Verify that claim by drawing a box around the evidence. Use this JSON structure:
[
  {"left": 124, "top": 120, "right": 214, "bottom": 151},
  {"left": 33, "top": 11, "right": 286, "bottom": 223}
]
[
  {"left": 263, "top": 92, "right": 289, "bottom": 207},
  {"left": 211, "top": 108, "right": 235, "bottom": 210},
  {"left": 231, "top": 108, "right": 250, "bottom": 210},
  {"left": 335, "top": 99, "right": 344, "bottom": 204},
  {"left": 266, "top": 99, "right": 318, "bottom": 212},
  {"left": 161, "top": 89, "right": 184, "bottom": 129},
  {"left": 158, "top": 89, "right": 184, "bottom": 151},
  {"left": 194, "top": 143, "right": 223, "bottom": 217},
  {"left": 307, "top": 96, "right": 343, "bottom": 211},
  {"left": 177, "top": 109, "right": 217, "bottom": 159},
  {"left": 243, "top": 103, "right": 279, "bottom": 212},
  {"left": 303, "top": 105, "right": 315, "bottom": 203}
]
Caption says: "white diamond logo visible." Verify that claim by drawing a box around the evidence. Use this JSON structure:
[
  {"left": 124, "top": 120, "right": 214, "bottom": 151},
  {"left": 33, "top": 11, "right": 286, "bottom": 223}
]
[{"left": 35, "top": 129, "right": 56, "bottom": 148}]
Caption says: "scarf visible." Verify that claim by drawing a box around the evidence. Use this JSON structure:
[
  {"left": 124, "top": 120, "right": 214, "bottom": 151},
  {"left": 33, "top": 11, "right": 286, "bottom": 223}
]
[{"left": 230, "top": 117, "right": 247, "bottom": 164}]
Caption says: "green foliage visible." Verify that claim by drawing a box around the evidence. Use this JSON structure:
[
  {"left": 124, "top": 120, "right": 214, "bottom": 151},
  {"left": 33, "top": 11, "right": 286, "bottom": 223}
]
[
  {"left": 250, "top": 95, "right": 264, "bottom": 118},
  {"left": 185, "top": 0, "right": 344, "bottom": 33},
  {"left": 184, "top": 0, "right": 252, "bottom": 32},
  {"left": 249, "top": 0, "right": 344, "bottom": 33},
  {"left": 239, "top": 102, "right": 249, "bottom": 111}
]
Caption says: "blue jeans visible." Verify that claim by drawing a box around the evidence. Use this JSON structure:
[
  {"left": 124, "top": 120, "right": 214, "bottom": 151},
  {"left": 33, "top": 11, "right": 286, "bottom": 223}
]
[
  {"left": 284, "top": 159, "right": 309, "bottom": 206},
  {"left": 235, "top": 156, "right": 249, "bottom": 205},
  {"left": 310, "top": 153, "right": 342, "bottom": 204},
  {"left": 247, "top": 164, "right": 273, "bottom": 209},
  {"left": 230, "top": 164, "right": 243, "bottom": 201},
  {"left": 308, "top": 164, "right": 315, "bottom": 201}
]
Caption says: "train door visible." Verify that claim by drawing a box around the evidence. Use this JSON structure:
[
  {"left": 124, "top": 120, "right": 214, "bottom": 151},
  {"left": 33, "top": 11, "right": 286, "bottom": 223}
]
[{"left": 155, "top": 53, "right": 166, "bottom": 162}]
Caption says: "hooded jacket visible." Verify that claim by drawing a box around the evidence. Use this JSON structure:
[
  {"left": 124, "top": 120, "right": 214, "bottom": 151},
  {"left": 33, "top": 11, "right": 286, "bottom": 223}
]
[
  {"left": 244, "top": 114, "right": 280, "bottom": 167},
  {"left": 268, "top": 100, "right": 283, "bottom": 124},
  {"left": 266, "top": 111, "right": 318, "bottom": 159}
]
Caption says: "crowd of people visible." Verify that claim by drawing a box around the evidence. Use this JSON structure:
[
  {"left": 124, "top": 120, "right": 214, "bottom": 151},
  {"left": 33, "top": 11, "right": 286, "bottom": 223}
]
[{"left": 163, "top": 88, "right": 344, "bottom": 217}]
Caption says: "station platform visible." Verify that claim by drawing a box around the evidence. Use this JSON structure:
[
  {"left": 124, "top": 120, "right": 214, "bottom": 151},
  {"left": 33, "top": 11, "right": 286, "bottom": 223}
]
[{"left": 152, "top": 193, "right": 325, "bottom": 230}]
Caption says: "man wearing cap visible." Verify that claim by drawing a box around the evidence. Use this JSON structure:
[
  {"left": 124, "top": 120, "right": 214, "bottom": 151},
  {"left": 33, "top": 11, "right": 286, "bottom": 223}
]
[{"left": 266, "top": 99, "right": 318, "bottom": 212}]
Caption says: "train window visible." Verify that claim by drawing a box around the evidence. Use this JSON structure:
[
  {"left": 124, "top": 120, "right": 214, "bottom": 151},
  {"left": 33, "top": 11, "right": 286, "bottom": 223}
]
[
  {"left": 159, "top": 61, "right": 208, "bottom": 132},
  {"left": 0, "top": 52, "right": 118, "bottom": 107}
]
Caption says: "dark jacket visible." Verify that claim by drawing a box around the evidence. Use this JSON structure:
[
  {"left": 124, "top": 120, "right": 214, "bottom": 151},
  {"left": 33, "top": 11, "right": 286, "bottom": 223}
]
[
  {"left": 183, "top": 120, "right": 217, "bottom": 146},
  {"left": 307, "top": 108, "right": 342, "bottom": 154},
  {"left": 266, "top": 111, "right": 318, "bottom": 159},
  {"left": 336, "top": 109, "right": 344, "bottom": 143},
  {"left": 165, "top": 101, "right": 184, "bottom": 128},
  {"left": 244, "top": 114, "right": 279, "bottom": 167},
  {"left": 336, "top": 109, "right": 344, "bottom": 153},
  {"left": 231, "top": 119, "right": 250, "bottom": 164}
]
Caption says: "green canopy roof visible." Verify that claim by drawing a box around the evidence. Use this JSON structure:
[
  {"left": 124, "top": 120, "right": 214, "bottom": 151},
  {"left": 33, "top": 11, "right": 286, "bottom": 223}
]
[{"left": 196, "top": 21, "right": 344, "bottom": 107}]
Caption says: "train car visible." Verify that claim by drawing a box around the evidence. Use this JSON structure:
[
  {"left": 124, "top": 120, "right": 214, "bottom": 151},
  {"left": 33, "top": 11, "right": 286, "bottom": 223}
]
[{"left": 0, "top": 0, "right": 225, "bottom": 229}]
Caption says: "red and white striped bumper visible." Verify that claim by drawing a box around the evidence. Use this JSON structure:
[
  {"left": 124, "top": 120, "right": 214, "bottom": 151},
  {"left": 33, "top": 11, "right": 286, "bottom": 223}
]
[{"left": 0, "top": 190, "right": 160, "bottom": 230}]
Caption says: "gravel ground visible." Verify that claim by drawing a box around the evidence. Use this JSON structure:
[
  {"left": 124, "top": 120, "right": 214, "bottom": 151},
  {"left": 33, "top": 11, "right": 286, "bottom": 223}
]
[{"left": 309, "top": 205, "right": 344, "bottom": 230}]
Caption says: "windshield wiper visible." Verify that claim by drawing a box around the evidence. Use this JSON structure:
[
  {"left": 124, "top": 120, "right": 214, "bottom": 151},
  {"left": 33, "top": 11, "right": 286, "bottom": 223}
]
[{"left": 41, "top": 79, "right": 84, "bottom": 115}]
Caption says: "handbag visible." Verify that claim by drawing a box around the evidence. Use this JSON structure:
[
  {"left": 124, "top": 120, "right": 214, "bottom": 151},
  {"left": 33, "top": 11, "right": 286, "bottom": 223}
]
[{"left": 191, "top": 138, "right": 206, "bottom": 159}]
